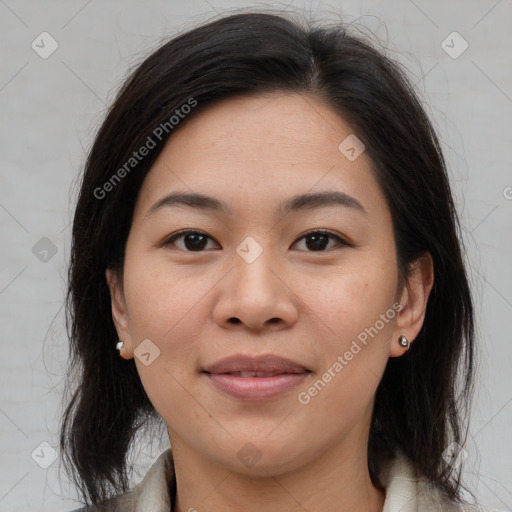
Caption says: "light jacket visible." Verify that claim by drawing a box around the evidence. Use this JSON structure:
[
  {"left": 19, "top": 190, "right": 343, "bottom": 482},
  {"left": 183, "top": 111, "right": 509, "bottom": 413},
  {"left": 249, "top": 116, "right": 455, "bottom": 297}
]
[{"left": 72, "top": 449, "right": 496, "bottom": 511}]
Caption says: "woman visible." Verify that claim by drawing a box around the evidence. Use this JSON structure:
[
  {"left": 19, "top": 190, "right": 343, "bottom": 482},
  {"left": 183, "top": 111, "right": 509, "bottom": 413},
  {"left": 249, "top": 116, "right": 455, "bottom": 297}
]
[{"left": 61, "top": 10, "right": 492, "bottom": 512}]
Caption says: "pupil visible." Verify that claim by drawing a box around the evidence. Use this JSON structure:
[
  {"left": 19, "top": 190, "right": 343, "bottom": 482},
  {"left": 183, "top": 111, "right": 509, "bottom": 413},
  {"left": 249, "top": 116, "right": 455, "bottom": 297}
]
[
  {"left": 185, "top": 234, "right": 207, "bottom": 251},
  {"left": 307, "top": 234, "right": 328, "bottom": 251}
]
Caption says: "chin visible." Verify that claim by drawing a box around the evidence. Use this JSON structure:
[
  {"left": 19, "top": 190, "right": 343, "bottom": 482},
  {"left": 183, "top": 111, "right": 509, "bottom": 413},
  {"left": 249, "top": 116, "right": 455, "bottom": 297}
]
[{"left": 205, "top": 437, "right": 307, "bottom": 476}]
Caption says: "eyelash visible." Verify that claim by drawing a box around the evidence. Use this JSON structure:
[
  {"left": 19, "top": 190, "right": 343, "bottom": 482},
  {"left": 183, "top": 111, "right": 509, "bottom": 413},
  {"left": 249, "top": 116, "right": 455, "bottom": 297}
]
[{"left": 162, "top": 229, "right": 352, "bottom": 252}]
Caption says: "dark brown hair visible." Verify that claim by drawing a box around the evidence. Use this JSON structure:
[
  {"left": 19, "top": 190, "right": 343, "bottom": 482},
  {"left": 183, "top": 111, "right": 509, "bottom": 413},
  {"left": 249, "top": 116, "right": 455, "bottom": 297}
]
[{"left": 61, "top": 10, "right": 475, "bottom": 505}]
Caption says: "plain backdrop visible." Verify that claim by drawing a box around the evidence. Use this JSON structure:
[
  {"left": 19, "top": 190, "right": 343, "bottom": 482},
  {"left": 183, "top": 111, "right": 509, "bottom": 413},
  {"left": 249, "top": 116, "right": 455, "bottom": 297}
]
[{"left": 1, "top": 1, "right": 511, "bottom": 511}]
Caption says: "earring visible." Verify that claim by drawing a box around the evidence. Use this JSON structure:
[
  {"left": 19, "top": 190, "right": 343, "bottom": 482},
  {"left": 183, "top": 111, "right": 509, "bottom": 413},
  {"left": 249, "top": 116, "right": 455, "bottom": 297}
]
[
  {"left": 116, "top": 340, "right": 129, "bottom": 359},
  {"left": 398, "top": 335, "right": 410, "bottom": 350}
]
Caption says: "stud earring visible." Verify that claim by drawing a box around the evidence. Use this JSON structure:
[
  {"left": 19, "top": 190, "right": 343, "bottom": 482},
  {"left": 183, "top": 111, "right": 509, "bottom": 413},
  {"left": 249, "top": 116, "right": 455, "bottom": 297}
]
[
  {"left": 116, "top": 340, "right": 129, "bottom": 359},
  {"left": 398, "top": 335, "right": 410, "bottom": 350}
]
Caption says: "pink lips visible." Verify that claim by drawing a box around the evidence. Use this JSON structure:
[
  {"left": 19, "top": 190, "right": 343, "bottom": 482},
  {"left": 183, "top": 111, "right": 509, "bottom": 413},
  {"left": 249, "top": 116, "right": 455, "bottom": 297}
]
[{"left": 202, "top": 354, "right": 311, "bottom": 401}]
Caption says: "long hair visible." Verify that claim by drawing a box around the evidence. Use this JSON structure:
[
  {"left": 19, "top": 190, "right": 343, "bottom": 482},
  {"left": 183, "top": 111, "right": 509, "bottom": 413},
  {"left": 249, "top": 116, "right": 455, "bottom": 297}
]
[{"left": 61, "top": 10, "right": 475, "bottom": 505}]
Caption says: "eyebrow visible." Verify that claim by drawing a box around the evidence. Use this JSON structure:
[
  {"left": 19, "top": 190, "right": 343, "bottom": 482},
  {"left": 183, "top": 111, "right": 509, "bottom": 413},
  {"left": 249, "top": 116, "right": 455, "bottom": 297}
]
[{"left": 146, "top": 190, "right": 367, "bottom": 218}]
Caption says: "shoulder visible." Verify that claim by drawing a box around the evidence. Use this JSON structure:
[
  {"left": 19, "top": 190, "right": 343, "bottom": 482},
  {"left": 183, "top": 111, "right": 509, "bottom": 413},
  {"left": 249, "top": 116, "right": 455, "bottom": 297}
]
[
  {"left": 380, "top": 450, "right": 498, "bottom": 512},
  {"left": 68, "top": 449, "right": 175, "bottom": 512}
]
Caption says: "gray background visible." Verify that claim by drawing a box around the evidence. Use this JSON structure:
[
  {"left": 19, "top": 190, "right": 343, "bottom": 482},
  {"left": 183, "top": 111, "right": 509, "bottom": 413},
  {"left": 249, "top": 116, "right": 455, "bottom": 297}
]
[{"left": 1, "top": 0, "right": 511, "bottom": 510}]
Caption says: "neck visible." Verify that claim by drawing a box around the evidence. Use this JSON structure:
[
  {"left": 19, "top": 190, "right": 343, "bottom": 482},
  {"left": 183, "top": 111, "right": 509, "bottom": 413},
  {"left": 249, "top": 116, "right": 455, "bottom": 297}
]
[{"left": 169, "top": 432, "right": 385, "bottom": 512}]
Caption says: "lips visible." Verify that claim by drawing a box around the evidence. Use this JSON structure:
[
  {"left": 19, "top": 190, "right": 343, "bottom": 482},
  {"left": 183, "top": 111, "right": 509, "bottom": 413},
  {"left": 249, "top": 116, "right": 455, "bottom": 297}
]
[
  {"left": 202, "top": 354, "right": 311, "bottom": 400},
  {"left": 202, "top": 354, "right": 310, "bottom": 375}
]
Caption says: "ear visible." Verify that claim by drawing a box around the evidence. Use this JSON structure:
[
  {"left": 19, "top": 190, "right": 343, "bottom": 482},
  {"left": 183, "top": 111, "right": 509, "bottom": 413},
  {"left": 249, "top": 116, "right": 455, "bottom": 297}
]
[
  {"left": 105, "top": 268, "right": 134, "bottom": 358},
  {"left": 389, "top": 253, "right": 434, "bottom": 357}
]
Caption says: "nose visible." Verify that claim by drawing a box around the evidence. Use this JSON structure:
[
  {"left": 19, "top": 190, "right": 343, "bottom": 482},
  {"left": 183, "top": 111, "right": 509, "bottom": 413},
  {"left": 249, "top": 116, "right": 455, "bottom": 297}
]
[{"left": 212, "top": 246, "right": 299, "bottom": 332}]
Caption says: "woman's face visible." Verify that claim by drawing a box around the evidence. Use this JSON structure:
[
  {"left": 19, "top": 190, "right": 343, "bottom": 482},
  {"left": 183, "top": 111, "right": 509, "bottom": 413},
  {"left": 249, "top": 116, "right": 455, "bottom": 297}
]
[{"left": 108, "top": 92, "right": 425, "bottom": 475}]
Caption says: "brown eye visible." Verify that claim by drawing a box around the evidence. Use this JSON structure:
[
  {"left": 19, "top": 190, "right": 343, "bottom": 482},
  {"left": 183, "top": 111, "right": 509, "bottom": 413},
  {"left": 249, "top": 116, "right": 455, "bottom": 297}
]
[
  {"left": 163, "top": 230, "right": 219, "bottom": 252},
  {"left": 292, "top": 230, "right": 350, "bottom": 252}
]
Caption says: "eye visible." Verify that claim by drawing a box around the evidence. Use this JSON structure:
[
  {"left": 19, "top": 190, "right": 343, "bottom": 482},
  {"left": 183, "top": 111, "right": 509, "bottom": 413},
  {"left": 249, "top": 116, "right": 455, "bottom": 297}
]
[
  {"left": 162, "top": 230, "right": 220, "bottom": 252},
  {"left": 292, "top": 229, "right": 351, "bottom": 252},
  {"left": 162, "top": 229, "right": 350, "bottom": 253}
]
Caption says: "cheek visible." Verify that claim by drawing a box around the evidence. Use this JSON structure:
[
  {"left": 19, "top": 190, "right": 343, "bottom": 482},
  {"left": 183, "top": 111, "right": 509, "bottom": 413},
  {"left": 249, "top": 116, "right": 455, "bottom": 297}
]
[
  {"left": 299, "top": 261, "right": 398, "bottom": 410},
  {"left": 123, "top": 251, "right": 204, "bottom": 338},
  {"left": 304, "top": 256, "right": 398, "bottom": 345},
  {"left": 123, "top": 261, "right": 205, "bottom": 418},
  {"left": 296, "top": 272, "right": 397, "bottom": 434},
  {"left": 122, "top": 251, "right": 226, "bottom": 391}
]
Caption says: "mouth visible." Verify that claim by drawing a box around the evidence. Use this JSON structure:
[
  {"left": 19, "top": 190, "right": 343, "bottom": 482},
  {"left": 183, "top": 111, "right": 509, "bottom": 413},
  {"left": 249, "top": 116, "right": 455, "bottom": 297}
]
[{"left": 201, "top": 354, "right": 312, "bottom": 401}]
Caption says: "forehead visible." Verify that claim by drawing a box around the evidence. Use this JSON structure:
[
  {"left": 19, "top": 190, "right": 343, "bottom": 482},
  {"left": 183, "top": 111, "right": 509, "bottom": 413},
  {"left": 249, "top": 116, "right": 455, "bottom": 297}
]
[
  {"left": 133, "top": 92, "right": 387, "bottom": 221},
  {"left": 165, "top": 92, "right": 355, "bottom": 165}
]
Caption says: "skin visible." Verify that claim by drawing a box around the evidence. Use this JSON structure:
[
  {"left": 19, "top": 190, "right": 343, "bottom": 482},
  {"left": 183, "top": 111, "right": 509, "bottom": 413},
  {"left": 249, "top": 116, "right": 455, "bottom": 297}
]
[{"left": 107, "top": 91, "right": 433, "bottom": 512}]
